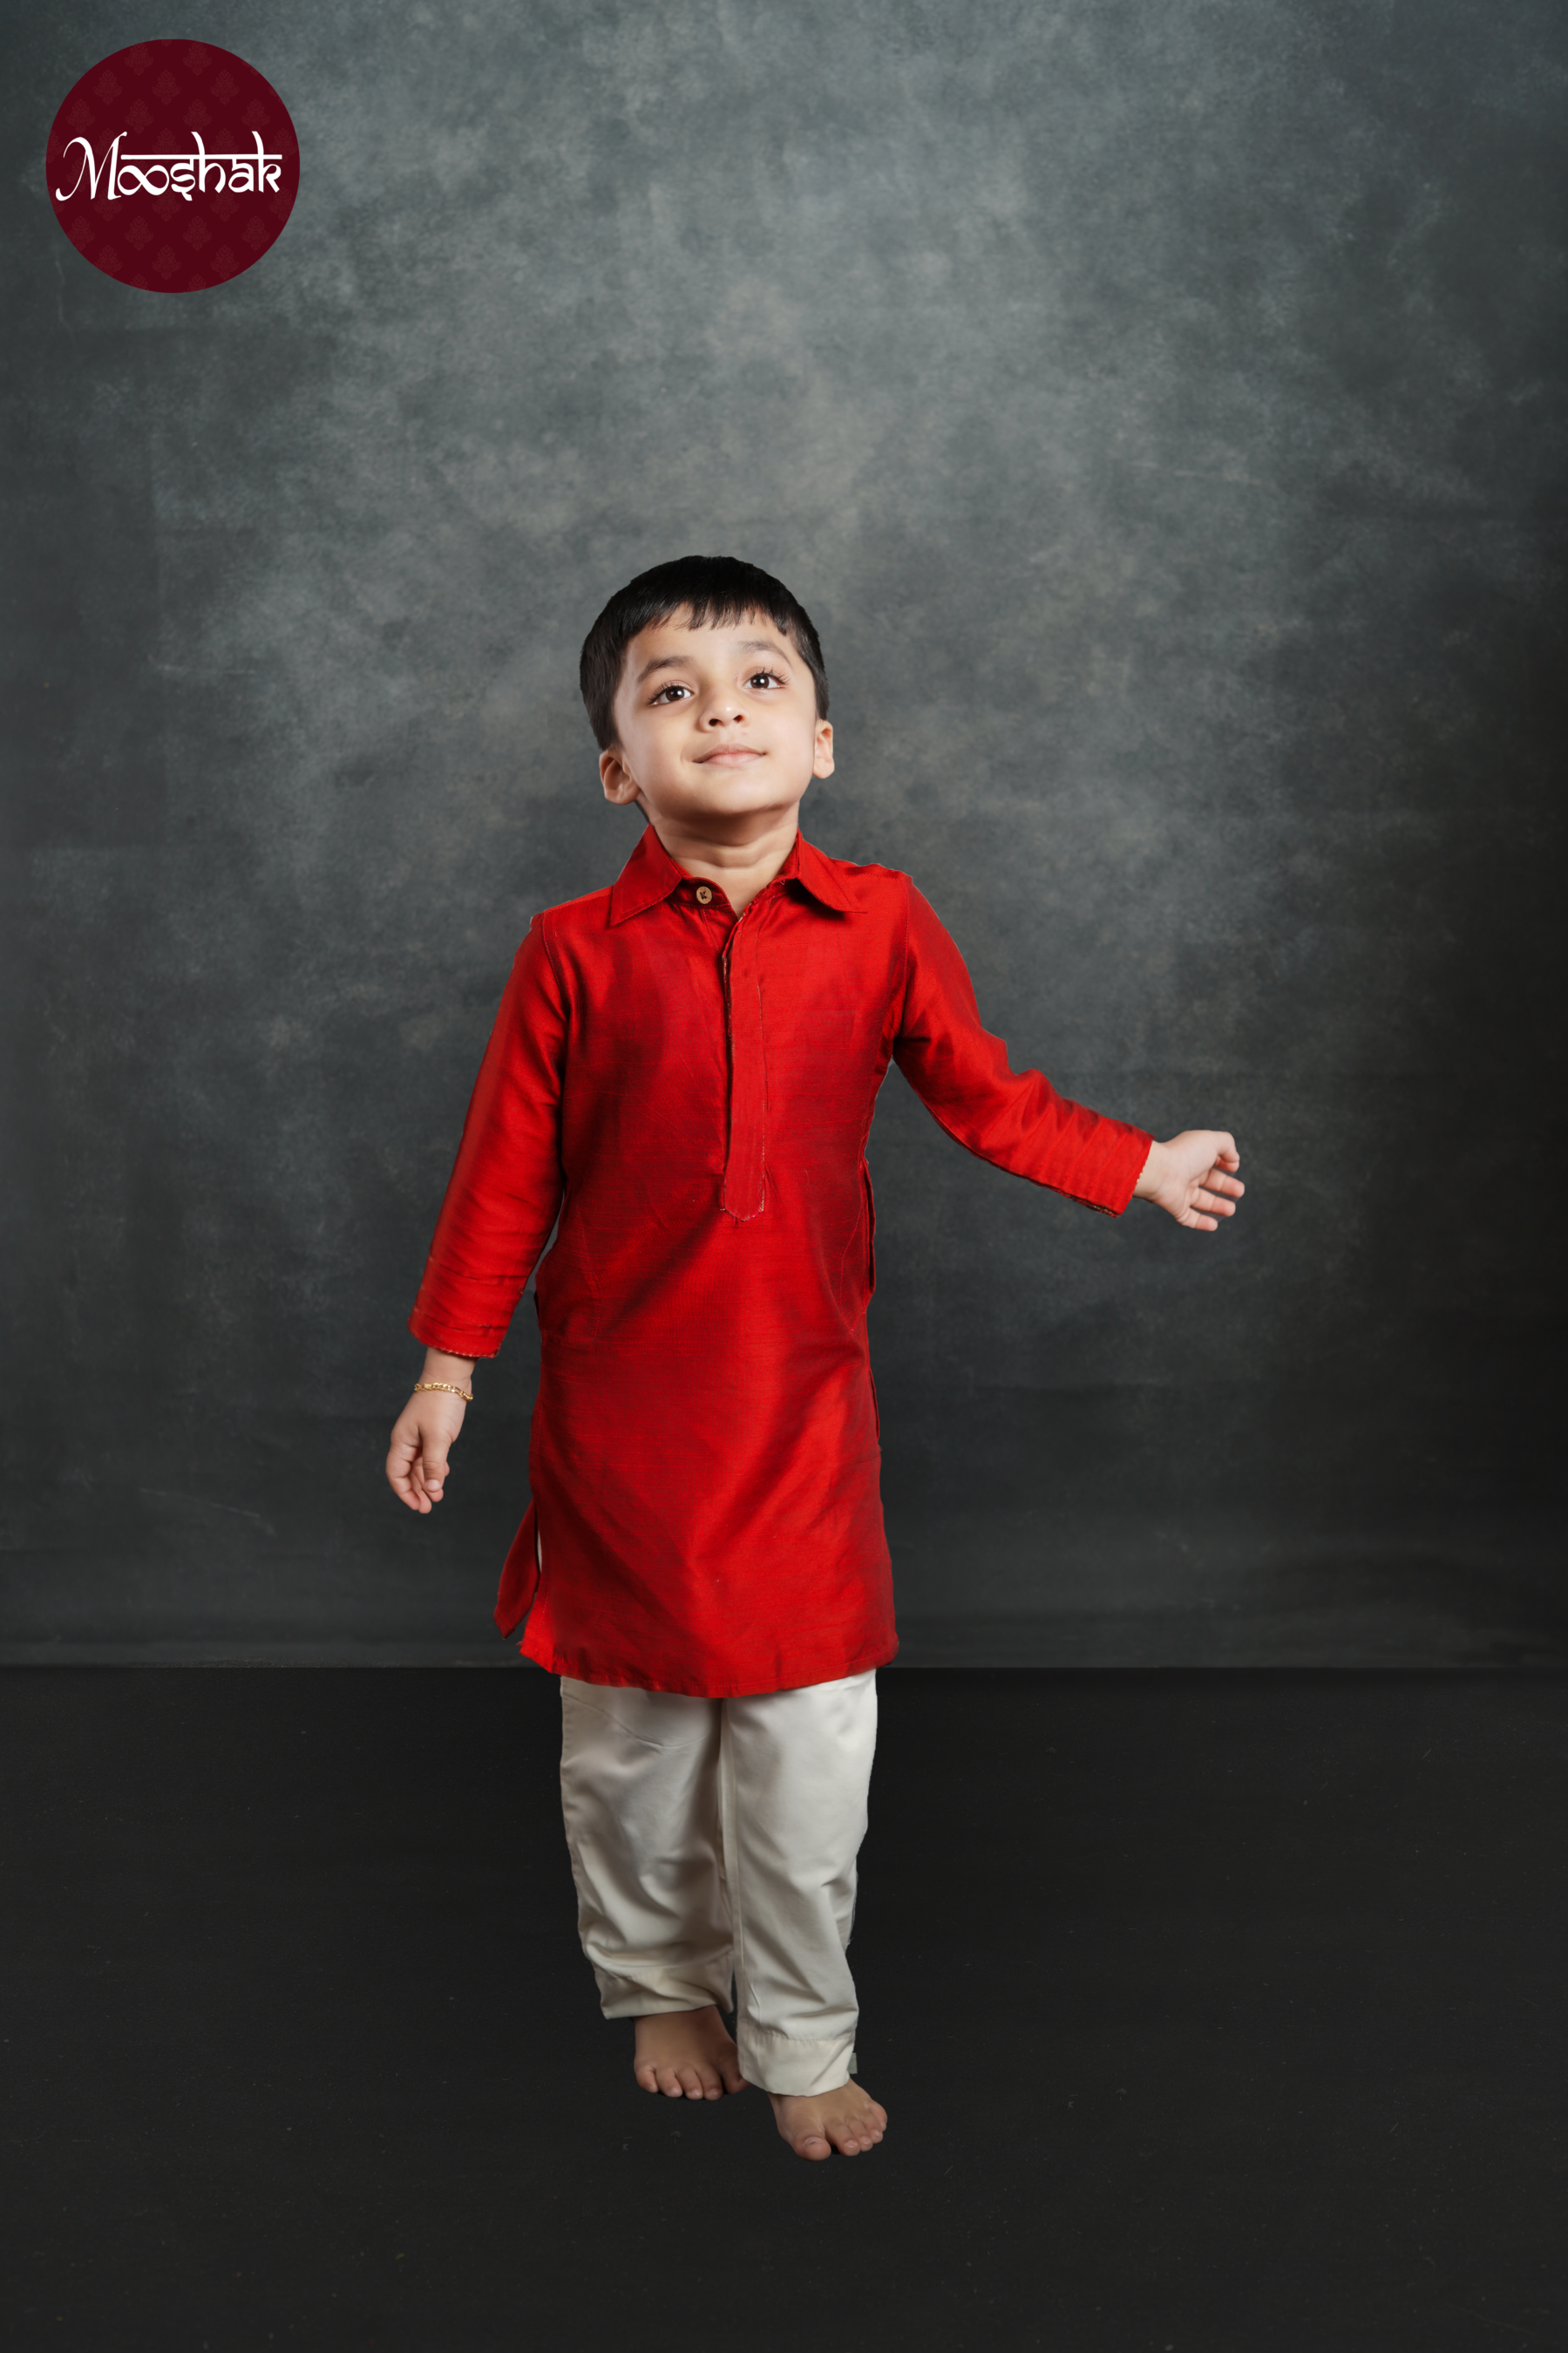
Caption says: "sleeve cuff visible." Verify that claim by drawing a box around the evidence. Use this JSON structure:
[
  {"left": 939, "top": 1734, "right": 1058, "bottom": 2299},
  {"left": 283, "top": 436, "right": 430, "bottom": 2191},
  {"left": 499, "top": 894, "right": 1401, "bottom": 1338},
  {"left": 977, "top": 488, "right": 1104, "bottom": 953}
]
[{"left": 407, "top": 1310, "right": 505, "bottom": 1360}]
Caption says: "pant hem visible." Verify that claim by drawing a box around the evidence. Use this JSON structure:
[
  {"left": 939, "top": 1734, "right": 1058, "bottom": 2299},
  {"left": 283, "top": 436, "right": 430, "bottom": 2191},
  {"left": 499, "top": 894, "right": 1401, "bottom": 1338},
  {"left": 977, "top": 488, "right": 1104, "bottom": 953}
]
[
  {"left": 593, "top": 1969, "right": 733, "bottom": 2020},
  {"left": 736, "top": 2027, "right": 859, "bottom": 2098}
]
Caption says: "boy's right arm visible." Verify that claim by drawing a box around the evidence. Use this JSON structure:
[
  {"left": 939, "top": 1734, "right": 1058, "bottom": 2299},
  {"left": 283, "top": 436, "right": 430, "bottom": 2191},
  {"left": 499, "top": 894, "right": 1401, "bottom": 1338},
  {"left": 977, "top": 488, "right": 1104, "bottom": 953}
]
[{"left": 385, "top": 921, "right": 568, "bottom": 1513}]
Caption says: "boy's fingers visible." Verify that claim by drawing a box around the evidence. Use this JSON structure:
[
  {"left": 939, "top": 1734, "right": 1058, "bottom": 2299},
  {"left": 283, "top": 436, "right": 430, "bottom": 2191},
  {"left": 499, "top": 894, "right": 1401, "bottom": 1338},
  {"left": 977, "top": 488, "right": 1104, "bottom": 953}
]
[
  {"left": 387, "top": 1423, "right": 449, "bottom": 1512},
  {"left": 387, "top": 1398, "right": 467, "bottom": 1511},
  {"left": 385, "top": 1432, "right": 418, "bottom": 1503}
]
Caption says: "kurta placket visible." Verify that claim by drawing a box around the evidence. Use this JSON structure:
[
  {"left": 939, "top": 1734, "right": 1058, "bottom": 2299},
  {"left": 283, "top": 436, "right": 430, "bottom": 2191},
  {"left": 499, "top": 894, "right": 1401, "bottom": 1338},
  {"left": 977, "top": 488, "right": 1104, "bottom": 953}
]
[
  {"left": 720, "top": 901, "right": 767, "bottom": 1222},
  {"left": 409, "top": 824, "right": 1154, "bottom": 1697}
]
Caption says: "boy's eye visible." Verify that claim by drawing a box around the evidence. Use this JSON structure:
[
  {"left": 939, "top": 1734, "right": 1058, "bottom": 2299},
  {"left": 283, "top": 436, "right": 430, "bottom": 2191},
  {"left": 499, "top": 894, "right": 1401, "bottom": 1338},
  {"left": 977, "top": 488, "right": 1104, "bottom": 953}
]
[{"left": 650, "top": 670, "right": 781, "bottom": 704}]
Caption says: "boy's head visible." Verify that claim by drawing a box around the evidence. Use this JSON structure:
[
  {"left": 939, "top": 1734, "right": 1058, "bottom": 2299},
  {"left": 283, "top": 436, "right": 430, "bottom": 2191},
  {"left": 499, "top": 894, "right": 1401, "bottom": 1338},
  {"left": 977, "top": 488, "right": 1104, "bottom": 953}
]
[
  {"left": 581, "top": 556, "right": 834, "bottom": 834},
  {"left": 580, "top": 555, "right": 828, "bottom": 752}
]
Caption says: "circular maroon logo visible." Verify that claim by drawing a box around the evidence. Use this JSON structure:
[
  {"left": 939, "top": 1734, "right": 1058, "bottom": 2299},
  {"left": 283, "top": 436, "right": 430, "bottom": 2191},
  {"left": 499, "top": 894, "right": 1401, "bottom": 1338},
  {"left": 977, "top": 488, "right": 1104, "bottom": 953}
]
[{"left": 47, "top": 40, "right": 299, "bottom": 293}]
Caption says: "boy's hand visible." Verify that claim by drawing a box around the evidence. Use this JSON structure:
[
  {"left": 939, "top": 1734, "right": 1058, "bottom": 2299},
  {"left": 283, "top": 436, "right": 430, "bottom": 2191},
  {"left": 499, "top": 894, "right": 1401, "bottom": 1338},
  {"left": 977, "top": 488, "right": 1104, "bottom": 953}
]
[
  {"left": 386, "top": 1357, "right": 473, "bottom": 1512},
  {"left": 1133, "top": 1132, "right": 1244, "bottom": 1231}
]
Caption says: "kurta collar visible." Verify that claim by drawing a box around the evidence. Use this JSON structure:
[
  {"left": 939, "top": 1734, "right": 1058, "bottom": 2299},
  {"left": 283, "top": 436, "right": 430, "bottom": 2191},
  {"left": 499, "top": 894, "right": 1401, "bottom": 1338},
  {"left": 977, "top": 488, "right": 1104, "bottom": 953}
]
[
  {"left": 789, "top": 831, "right": 853, "bottom": 914},
  {"left": 607, "top": 824, "right": 852, "bottom": 924}
]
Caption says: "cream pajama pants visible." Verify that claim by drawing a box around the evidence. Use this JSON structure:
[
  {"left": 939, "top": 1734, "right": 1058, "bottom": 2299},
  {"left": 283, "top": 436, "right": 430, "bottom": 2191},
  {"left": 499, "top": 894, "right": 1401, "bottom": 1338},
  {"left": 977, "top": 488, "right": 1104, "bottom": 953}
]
[{"left": 558, "top": 1669, "right": 879, "bottom": 2098}]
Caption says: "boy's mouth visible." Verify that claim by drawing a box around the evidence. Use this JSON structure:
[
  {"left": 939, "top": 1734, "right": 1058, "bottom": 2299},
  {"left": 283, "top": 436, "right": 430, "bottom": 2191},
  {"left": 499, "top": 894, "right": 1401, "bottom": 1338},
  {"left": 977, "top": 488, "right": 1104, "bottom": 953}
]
[{"left": 698, "top": 746, "right": 764, "bottom": 765}]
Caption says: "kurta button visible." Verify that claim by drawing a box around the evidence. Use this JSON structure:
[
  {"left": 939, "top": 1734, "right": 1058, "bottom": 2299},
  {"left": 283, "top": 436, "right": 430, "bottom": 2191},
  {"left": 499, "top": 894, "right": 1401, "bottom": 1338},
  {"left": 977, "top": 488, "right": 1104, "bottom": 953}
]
[{"left": 695, "top": 885, "right": 713, "bottom": 904}]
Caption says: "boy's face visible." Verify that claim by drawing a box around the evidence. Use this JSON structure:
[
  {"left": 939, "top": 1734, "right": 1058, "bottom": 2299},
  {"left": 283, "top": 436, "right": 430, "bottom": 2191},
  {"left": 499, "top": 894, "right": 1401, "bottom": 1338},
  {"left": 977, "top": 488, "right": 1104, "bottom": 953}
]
[{"left": 600, "top": 609, "right": 834, "bottom": 836}]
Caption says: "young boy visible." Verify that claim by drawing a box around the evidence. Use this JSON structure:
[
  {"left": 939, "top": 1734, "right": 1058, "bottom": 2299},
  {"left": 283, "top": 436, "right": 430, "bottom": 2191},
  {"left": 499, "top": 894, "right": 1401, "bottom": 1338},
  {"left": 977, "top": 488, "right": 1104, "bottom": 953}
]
[{"left": 385, "top": 555, "right": 1243, "bottom": 2162}]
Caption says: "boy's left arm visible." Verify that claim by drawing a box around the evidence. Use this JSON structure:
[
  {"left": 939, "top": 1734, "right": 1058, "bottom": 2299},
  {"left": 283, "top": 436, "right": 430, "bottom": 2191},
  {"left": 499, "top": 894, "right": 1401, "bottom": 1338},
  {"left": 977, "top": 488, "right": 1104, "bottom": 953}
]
[{"left": 892, "top": 884, "right": 1243, "bottom": 1231}]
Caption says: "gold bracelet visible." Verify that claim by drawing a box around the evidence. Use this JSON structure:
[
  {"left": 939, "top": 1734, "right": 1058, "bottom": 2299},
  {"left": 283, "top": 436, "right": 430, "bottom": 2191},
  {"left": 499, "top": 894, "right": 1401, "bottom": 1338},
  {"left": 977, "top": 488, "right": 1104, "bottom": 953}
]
[{"left": 413, "top": 1379, "right": 473, "bottom": 1403}]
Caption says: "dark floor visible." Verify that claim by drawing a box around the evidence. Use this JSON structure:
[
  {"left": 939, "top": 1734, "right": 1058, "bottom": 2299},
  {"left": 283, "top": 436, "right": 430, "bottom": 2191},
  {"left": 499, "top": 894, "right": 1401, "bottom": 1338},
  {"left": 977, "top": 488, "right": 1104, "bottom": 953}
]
[{"left": 2, "top": 1670, "right": 1564, "bottom": 2353}]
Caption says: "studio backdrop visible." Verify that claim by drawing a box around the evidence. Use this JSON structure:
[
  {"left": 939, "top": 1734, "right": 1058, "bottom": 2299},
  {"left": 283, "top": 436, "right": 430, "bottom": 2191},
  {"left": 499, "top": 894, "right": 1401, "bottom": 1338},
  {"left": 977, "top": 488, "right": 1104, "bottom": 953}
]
[{"left": 3, "top": 0, "right": 1564, "bottom": 1663}]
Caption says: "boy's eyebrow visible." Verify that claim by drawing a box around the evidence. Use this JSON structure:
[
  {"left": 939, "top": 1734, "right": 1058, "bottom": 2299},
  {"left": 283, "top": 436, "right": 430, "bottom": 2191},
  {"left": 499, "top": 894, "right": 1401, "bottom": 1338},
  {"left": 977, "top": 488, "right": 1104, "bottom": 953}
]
[{"left": 635, "top": 636, "right": 795, "bottom": 686}]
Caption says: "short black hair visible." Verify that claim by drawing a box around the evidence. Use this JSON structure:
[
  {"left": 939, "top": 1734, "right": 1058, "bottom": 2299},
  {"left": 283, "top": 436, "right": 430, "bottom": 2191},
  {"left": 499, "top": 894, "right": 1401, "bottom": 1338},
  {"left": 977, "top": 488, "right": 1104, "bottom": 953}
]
[{"left": 579, "top": 554, "right": 828, "bottom": 751}]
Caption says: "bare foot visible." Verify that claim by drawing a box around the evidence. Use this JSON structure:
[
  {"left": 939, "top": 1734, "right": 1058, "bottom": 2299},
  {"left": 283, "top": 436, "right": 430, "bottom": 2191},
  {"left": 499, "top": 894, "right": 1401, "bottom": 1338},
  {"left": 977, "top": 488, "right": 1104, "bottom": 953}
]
[
  {"left": 633, "top": 2007, "right": 749, "bottom": 2101},
  {"left": 769, "top": 2079, "right": 887, "bottom": 2160}
]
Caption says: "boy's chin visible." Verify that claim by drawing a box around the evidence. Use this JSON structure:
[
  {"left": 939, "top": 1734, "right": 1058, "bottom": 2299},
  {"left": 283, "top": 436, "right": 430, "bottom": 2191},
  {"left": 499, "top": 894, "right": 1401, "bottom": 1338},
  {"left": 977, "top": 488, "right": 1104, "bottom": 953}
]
[
  {"left": 676, "top": 777, "right": 810, "bottom": 819},
  {"left": 697, "top": 785, "right": 772, "bottom": 804}
]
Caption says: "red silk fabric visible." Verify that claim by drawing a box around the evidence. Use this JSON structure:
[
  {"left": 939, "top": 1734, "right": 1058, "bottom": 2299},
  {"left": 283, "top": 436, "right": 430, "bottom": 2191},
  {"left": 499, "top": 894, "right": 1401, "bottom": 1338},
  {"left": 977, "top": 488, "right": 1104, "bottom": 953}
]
[{"left": 409, "top": 826, "right": 1152, "bottom": 1696}]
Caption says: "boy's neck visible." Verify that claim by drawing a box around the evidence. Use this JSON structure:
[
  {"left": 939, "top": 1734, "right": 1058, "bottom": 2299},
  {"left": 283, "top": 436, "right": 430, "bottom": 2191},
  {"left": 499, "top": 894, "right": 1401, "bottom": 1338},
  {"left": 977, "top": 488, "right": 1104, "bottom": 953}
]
[{"left": 647, "top": 810, "right": 801, "bottom": 915}]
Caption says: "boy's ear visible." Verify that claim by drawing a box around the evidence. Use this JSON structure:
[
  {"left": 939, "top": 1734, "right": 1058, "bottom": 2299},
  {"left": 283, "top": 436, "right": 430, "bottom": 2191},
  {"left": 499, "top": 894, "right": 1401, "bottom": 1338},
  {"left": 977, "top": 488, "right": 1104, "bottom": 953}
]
[
  {"left": 812, "top": 720, "right": 835, "bottom": 780},
  {"left": 600, "top": 746, "right": 640, "bottom": 806}
]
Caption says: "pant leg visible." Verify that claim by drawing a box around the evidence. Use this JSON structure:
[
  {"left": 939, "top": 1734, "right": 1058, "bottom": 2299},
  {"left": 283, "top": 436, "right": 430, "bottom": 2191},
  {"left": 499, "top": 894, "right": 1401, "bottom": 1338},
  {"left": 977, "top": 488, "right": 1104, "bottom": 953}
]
[
  {"left": 558, "top": 1676, "right": 733, "bottom": 2017},
  {"left": 721, "top": 1670, "right": 878, "bottom": 2098}
]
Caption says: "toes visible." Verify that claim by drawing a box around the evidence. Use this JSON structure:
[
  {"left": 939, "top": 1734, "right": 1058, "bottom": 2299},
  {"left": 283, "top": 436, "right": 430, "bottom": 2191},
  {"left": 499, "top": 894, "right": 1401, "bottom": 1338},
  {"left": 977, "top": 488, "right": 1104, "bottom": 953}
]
[
  {"left": 635, "top": 2029, "right": 745, "bottom": 2102},
  {"left": 829, "top": 2114, "right": 885, "bottom": 2153},
  {"left": 795, "top": 2132, "right": 832, "bottom": 2161}
]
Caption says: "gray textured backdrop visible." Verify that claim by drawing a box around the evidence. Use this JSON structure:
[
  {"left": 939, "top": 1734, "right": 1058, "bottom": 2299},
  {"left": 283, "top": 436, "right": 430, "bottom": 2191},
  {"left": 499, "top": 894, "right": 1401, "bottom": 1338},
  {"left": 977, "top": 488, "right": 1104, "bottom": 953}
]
[{"left": 3, "top": 1, "right": 1565, "bottom": 1663}]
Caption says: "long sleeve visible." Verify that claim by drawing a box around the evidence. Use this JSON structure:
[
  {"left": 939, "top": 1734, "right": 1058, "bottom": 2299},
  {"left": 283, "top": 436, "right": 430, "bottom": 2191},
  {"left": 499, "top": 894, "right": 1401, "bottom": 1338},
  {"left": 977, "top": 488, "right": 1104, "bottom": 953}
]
[
  {"left": 892, "top": 883, "right": 1151, "bottom": 1215},
  {"left": 408, "top": 917, "right": 567, "bottom": 1357}
]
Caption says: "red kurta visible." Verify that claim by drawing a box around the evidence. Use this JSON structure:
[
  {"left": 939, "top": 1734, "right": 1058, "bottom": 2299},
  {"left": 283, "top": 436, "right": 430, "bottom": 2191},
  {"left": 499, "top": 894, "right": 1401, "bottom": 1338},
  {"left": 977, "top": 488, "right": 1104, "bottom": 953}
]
[{"left": 409, "top": 826, "right": 1151, "bottom": 1696}]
